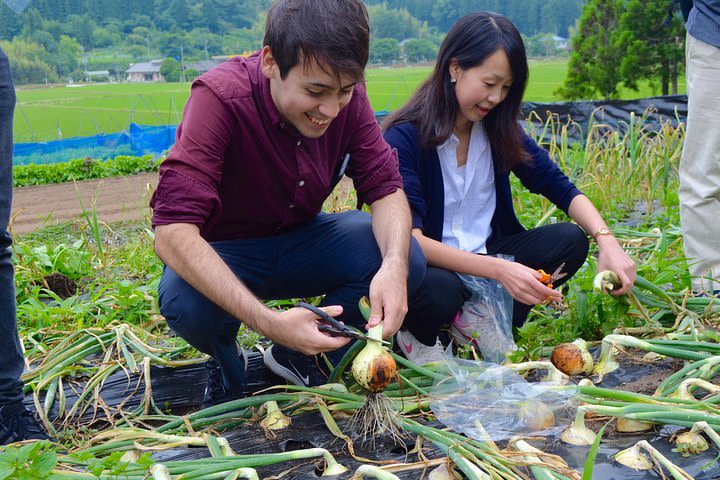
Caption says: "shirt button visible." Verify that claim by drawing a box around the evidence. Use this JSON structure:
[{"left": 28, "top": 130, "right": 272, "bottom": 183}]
[
  {"left": 298, "top": 180, "right": 305, "bottom": 187},
  {"left": 296, "top": 140, "right": 301, "bottom": 146}
]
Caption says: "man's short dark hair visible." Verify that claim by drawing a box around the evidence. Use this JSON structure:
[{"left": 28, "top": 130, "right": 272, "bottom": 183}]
[{"left": 264, "top": 0, "right": 369, "bottom": 81}]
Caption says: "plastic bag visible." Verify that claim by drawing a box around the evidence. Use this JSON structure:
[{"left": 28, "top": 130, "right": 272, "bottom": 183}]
[
  {"left": 456, "top": 267, "right": 516, "bottom": 363},
  {"left": 429, "top": 358, "right": 579, "bottom": 441}
]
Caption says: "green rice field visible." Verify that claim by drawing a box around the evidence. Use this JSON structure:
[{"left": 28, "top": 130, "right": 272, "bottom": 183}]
[{"left": 13, "top": 58, "right": 685, "bottom": 143}]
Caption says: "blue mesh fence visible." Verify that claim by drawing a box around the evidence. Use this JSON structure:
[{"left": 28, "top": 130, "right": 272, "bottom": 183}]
[
  {"left": 12, "top": 96, "right": 686, "bottom": 167},
  {"left": 13, "top": 123, "right": 177, "bottom": 166}
]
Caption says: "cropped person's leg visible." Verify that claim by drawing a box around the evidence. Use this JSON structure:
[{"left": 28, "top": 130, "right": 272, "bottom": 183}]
[
  {"left": 487, "top": 223, "right": 589, "bottom": 327},
  {"left": 0, "top": 47, "right": 23, "bottom": 407},
  {"left": 679, "top": 33, "right": 720, "bottom": 294},
  {"left": 0, "top": 47, "right": 48, "bottom": 443}
]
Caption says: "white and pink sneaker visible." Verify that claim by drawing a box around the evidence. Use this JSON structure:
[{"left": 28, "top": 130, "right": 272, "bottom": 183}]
[{"left": 395, "top": 329, "right": 445, "bottom": 365}]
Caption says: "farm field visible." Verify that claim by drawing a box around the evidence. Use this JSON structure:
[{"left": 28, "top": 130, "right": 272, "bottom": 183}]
[
  {"left": 10, "top": 112, "right": 720, "bottom": 478},
  {"left": 13, "top": 58, "right": 686, "bottom": 143}
]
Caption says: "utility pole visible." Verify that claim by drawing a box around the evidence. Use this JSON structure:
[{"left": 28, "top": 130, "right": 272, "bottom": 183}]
[
  {"left": 180, "top": 44, "right": 186, "bottom": 83},
  {"left": 81, "top": 45, "right": 88, "bottom": 82}
]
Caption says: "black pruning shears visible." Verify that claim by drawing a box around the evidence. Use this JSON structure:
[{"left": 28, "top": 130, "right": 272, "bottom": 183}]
[{"left": 297, "top": 302, "right": 391, "bottom": 346}]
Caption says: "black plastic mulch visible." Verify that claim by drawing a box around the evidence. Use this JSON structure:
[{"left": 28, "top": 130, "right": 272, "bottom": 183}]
[
  {"left": 522, "top": 94, "right": 687, "bottom": 143},
  {"left": 26, "top": 350, "right": 720, "bottom": 479}
]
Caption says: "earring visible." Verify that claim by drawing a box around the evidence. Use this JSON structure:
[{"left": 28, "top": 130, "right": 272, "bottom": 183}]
[{"left": 450, "top": 77, "right": 456, "bottom": 83}]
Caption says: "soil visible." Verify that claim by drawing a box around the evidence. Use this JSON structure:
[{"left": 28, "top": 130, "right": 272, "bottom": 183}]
[
  {"left": 10, "top": 173, "right": 356, "bottom": 236},
  {"left": 10, "top": 172, "right": 158, "bottom": 236},
  {"left": 43, "top": 272, "right": 78, "bottom": 299}
]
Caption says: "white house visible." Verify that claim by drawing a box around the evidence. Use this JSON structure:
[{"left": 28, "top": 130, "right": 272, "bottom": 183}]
[{"left": 126, "top": 60, "right": 164, "bottom": 82}]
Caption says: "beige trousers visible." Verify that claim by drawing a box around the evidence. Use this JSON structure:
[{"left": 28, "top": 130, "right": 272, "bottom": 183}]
[{"left": 679, "top": 33, "right": 720, "bottom": 292}]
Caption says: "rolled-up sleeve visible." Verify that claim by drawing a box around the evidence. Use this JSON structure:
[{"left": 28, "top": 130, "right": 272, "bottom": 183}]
[
  {"left": 344, "top": 86, "right": 403, "bottom": 206},
  {"left": 150, "top": 83, "right": 235, "bottom": 233}
]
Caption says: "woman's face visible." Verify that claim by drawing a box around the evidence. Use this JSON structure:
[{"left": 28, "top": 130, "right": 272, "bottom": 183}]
[{"left": 450, "top": 49, "right": 513, "bottom": 128}]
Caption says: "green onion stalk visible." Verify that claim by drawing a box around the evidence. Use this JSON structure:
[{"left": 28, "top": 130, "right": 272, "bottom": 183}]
[
  {"left": 54, "top": 448, "right": 348, "bottom": 479},
  {"left": 593, "top": 334, "right": 714, "bottom": 383},
  {"left": 655, "top": 356, "right": 720, "bottom": 397},
  {"left": 399, "top": 417, "right": 526, "bottom": 480}
]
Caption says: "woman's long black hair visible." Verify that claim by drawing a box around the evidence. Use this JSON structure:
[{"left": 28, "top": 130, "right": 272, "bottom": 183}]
[{"left": 383, "top": 12, "right": 530, "bottom": 170}]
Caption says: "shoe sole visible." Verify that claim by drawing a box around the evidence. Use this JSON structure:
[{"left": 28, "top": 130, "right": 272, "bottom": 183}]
[{"left": 263, "top": 346, "right": 308, "bottom": 387}]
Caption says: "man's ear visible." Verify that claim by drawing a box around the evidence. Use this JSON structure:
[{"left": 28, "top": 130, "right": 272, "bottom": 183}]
[{"left": 261, "top": 46, "right": 277, "bottom": 79}]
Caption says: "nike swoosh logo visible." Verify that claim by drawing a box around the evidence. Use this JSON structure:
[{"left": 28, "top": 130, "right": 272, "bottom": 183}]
[
  {"left": 291, "top": 364, "right": 310, "bottom": 385},
  {"left": 401, "top": 340, "right": 413, "bottom": 354}
]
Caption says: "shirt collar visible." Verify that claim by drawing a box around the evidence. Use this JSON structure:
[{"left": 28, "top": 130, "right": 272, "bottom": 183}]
[
  {"left": 255, "top": 54, "right": 286, "bottom": 128},
  {"left": 438, "top": 131, "right": 460, "bottom": 150}
]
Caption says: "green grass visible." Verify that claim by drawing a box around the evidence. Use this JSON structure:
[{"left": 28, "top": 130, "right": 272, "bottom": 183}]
[{"left": 14, "top": 58, "right": 686, "bottom": 143}]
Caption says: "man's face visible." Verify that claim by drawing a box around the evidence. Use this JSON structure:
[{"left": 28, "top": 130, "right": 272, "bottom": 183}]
[{"left": 261, "top": 47, "right": 357, "bottom": 138}]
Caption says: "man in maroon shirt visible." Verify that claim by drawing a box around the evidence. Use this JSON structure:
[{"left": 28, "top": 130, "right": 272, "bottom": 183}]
[{"left": 150, "top": 0, "right": 425, "bottom": 405}]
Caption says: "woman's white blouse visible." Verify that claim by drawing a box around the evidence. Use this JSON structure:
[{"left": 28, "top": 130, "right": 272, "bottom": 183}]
[{"left": 436, "top": 122, "right": 496, "bottom": 254}]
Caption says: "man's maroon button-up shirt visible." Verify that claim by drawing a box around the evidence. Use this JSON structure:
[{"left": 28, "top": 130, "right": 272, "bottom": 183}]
[{"left": 150, "top": 52, "right": 402, "bottom": 241}]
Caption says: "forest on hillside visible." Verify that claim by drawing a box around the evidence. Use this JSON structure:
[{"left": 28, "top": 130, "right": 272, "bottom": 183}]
[
  {"left": 0, "top": 0, "right": 687, "bottom": 101},
  {"left": 0, "top": 0, "right": 583, "bottom": 85}
]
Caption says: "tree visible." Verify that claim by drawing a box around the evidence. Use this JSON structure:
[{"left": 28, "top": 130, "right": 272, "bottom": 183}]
[
  {"left": 368, "top": 4, "right": 424, "bottom": 41},
  {"left": 0, "top": 3, "right": 23, "bottom": 41},
  {"left": 404, "top": 38, "right": 437, "bottom": 64},
  {"left": 525, "top": 33, "right": 562, "bottom": 58},
  {"left": 203, "top": 0, "right": 221, "bottom": 33},
  {"left": 64, "top": 14, "right": 96, "bottom": 48},
  {"left": 155, "top": 32, "right": 184, "bottom": 58},
  {"left": 617, "top": 0, "right": 685, "bottom": 95},
  {"left": 56, "top": 35, "right": 81, "bottom": 78},
  {"left": 167, "top": 0, "right": 192, "bottom": 30},
  {"left": 1, "top": 39, "right": 58, "bottom": 84},
  {"left": 160, "top": 57, "right": 181, "bottom": 82},
  {"left": 557, "top": 0, "right": 625, "bottom": 100},
  {"left": 370, "top": 38, "right": 401, "bottom": 65}
]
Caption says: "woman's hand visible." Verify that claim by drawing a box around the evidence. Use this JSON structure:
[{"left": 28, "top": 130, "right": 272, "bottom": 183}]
[
  {"left": 493, "top": 258, "right": 562, "bottom": 306},
  {"left": 596, "top": 236, "right": 636, "bottom": 295}
]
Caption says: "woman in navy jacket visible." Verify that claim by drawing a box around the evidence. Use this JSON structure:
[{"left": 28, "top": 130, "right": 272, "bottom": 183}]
[{"left": 384, "top": 12, "right": 636, "bottom": 355}]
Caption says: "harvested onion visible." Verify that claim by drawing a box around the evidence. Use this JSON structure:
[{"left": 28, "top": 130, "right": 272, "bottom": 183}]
[
  {"left": 351, "top": 326, "right": 396, "bottom": 393},
  {"left": 351, "top": 298, "right": 397, "bottom": 393},
  {"left": 550, "top": 339, "right": 594, "bottom": 376}
]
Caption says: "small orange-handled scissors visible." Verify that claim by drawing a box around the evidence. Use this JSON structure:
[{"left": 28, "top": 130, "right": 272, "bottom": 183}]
[{"left": 537, "top": 262, "right": 567, "bottom": 303}]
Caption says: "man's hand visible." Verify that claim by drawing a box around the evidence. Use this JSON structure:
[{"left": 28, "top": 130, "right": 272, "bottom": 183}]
[
  {"left": 264, "top": 305, "right": 351, "bottom": 355},
  {"left": 366, "top": 257, "right": 408, "bottom": 337}
]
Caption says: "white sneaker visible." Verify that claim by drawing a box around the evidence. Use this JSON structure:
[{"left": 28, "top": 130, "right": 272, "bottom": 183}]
[{"left": 395, "top": 330, "right": 445, "bottom": 365}]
